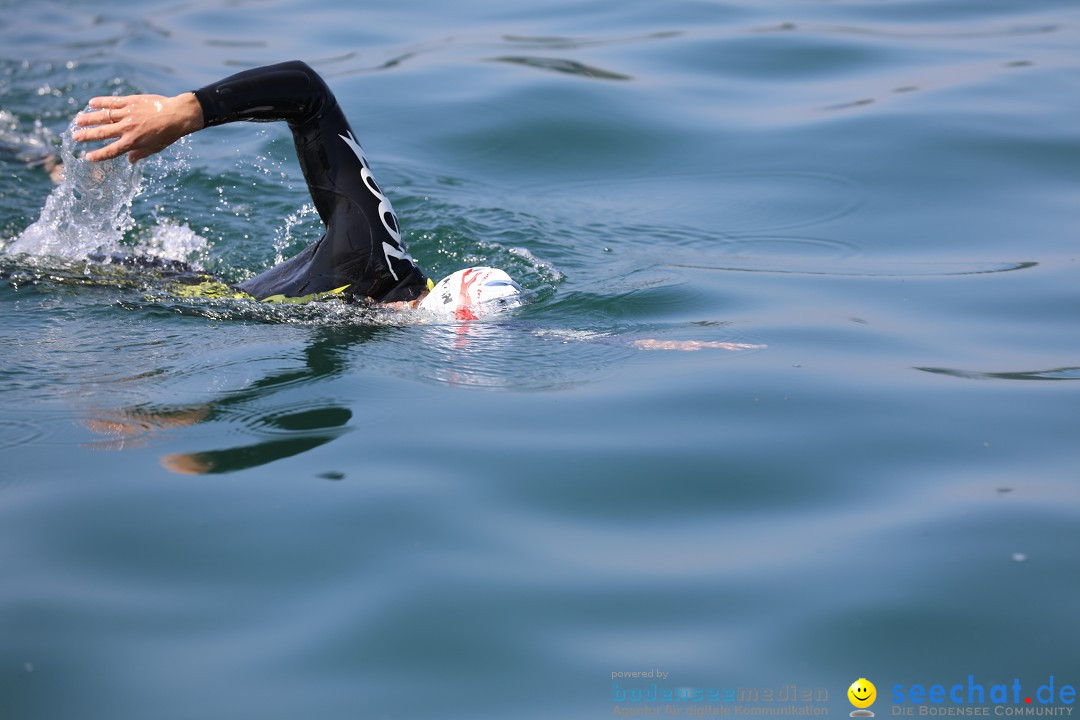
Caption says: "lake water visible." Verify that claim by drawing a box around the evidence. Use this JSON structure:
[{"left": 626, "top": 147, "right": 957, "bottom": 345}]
[{"left": 1, "top": 0, "right": 1078, "bottom": 718}]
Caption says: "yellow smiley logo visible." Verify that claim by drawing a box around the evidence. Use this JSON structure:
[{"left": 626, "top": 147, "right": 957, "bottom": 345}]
[{"left": 848, "top": 679, "right": 877, "bottom": 709}]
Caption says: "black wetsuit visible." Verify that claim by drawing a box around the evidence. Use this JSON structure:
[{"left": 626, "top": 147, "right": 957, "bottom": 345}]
[{"left": 193, "top": 61, "right": 428, "bottom": 302}]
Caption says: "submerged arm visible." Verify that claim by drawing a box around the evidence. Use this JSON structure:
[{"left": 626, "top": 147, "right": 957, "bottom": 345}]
[{"left": 631, "top": 339, "right": 767, "bottom": 351}]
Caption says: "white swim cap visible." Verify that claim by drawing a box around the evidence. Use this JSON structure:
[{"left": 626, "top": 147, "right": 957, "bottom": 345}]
[{"left": 418, "top": 267, "right": 522, "bottom": 320}]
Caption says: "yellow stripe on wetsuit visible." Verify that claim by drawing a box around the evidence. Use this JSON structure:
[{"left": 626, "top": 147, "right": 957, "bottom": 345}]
[
  {"left": 170, "top": 276, "right": 433, "bottom": 304},
  {"left": 170, "top": 280, "right": 349, "bottom": 304}
]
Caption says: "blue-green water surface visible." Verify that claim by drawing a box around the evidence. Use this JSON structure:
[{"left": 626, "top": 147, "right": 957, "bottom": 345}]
[{"left": 1, "top": 1, "right": 1079, "bottom": 718}]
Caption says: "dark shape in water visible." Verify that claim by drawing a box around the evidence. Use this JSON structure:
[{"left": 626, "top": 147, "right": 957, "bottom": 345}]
[
  {"left": 488, "top": 56, "right": 631, "bottom": 81},
  {"left": 501, "top": 30, "right": 680, "bottom": 50},
  {"left": 915, "top": 366, "right": 1080, "bottom": 382},
  {"left": 164, "top": 406, "right": 353, "bottom": 476},
  {"left": 669, "top": 259, "right": 1037, "bottom": 278},
  {"left": 80, "top": 327, "right": 385, "bottom": 474}
]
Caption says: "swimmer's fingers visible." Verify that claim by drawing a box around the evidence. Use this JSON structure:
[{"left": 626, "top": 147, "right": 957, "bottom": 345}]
[
  {"left": 72, "top": 122, "right": 125, "bottom": 143},
  {"left": 74, "top": 95, "right": 137, "bottom": 127},
  {"left": 86, "top": 95, "right": 129, "bottom": 111},
  {"left": 73, "top": 109, "right": 109, "bottom": 128},
  {"left": 73, "top": 97, "right": 133, "bottom": 162},
  {"left": 73, "top": 93, "right": 204, "bottom": 164},
  {"left": 80, "top": 135, "right": 135, "bottom": 163}
]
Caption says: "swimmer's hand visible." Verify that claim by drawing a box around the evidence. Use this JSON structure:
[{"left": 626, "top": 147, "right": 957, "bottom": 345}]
[{"left": 73, "top": 92, "right": 204, "bottom": 163}]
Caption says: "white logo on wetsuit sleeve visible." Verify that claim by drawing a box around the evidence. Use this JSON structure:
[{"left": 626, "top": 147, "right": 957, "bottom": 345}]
[{"left": 339, "top": 131, "right": 417, "bottom": 281}]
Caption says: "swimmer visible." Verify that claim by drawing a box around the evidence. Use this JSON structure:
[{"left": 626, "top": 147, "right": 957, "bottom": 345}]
[
  {"left": 67, "top": 62, "right": 764, "bottom": 352},
  {"left": 72, "top": 60, "right": 519, "bottom": 318}
]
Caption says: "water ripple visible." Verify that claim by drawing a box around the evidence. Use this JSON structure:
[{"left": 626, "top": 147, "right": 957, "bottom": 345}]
[
  {"left": 670, "top": 258, "right": 1037, "bottom": 278},
  {"left": 753, "top": 21, "right": 1061, "bottom": 40},
  {"left": 487, "top": 56, "right": 631, "bottom": 81},
  {"left": 0, "top": 418, "right": 50, "bottom": 450},
  {"left": 916, "top": 365, "right": 1080, "bottom": 382},
  {"left": 501, "top": 31, "right": 682, "bottom": 50},
  {"left": 546, "top": 171, "right": 866, "bottom": 235}
]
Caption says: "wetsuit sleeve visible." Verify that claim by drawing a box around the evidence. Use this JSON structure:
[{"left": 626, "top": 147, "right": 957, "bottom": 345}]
[{"left": 192, "top": 61, "right": 427, "bottom": 302}]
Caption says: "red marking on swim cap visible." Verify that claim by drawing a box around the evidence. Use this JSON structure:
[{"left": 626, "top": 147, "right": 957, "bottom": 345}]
[{"left": 454, "top": 268, "right": 480, "bottom": 321}]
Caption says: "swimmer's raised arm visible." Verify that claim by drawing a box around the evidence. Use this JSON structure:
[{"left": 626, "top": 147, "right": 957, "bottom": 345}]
[
  {"left": 70, "top": 62, "right": 431, "bottom": 304},
  {"left": 67, "top": 61, "right": 521, "bottom": 311},
  {"left": 73, "top": 92, "right": 204, "bottom": 163}
]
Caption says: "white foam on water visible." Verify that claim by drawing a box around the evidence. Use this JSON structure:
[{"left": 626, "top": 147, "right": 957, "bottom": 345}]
[
  {"left": 142, "top": 221, "right": 209, "bottom": 267},
  {"left": 271, "top": 202, "right": 318, "bottom": 265},
  {"left": 5, "top": 113, "right": 141, "bottom": 259}
]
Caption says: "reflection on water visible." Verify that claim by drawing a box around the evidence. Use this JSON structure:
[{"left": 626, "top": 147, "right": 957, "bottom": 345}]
[
  {"left": 83, "top": 406, "right": 212, "bottom": 451},
  {"left": 83, "top": 401, "right": 352, "bottom": 474},
  {"left": 162, "top": 406, "right": 352, "bottom": 474},
  {"left": 74, "top": 312, "right": 769, "bottom": 471},
  {"left": 79, "top": 327, "right": 378, "bottom": 474}
]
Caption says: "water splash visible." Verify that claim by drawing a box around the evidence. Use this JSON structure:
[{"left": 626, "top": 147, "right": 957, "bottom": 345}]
[
  {"left": 271, "top": 202, "right": 319, "bottom": 265},
  {"left": 142, "top": 221, "right": 209, "bottom": 267},
  {"left": 4, "top": 111, "right": 141, "bottom": 259},
  {"left": 3, "top": 111, "right": 210, "bottom": 269}
]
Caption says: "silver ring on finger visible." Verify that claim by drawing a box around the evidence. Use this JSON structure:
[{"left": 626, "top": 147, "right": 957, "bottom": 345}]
[{"left": 106, "top": 107, "right": 114, "bottom": 123}]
